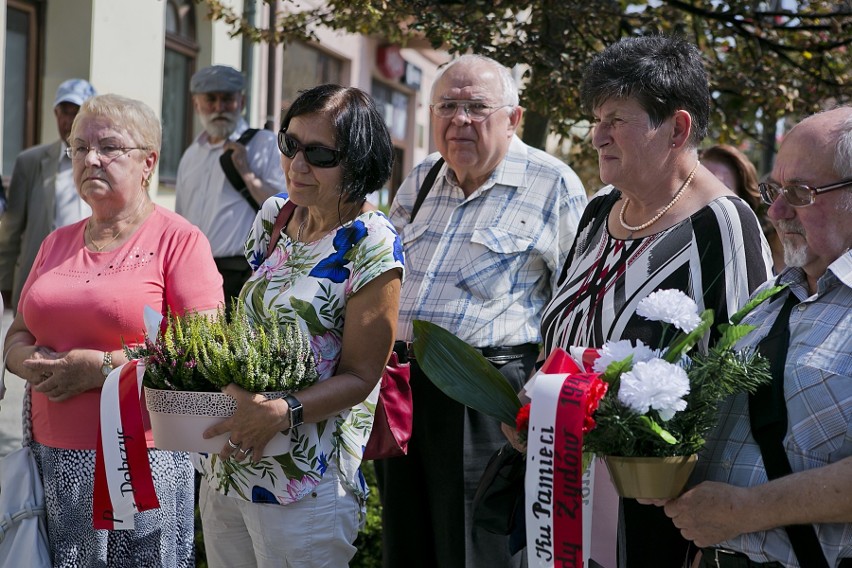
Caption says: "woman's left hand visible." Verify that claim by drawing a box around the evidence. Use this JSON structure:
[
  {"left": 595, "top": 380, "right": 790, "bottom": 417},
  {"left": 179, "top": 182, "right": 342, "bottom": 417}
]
[
  {"left": 23, "top": 349, "right": 105, "bottom": 402},
  {"left": 203, "top": 383, "right": 288, "bottom": 464}
]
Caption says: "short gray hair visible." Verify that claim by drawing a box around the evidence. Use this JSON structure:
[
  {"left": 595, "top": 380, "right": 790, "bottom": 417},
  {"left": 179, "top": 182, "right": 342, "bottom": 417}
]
[
  {"left": 834, "top": 111, "right": 852, "bottom": 179},
  {"left": 430, "top": 54, "right": 519, "bottom": 107},
  {"left": 70, "top": 94, "right": 161, "bottom": 152}
]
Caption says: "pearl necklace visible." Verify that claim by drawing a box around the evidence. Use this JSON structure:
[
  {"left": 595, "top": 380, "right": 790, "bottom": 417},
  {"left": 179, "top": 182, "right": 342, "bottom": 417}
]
[
  {"left": 619, "top": 161, "right": 700, "bottom": 233},
  {"left": 87, "top": 200, "right": 148, "bottom": 252}
]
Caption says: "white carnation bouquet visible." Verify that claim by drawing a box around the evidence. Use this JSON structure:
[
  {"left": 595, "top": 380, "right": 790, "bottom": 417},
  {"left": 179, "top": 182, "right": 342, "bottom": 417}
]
[{"left": 582, "top": 287, "right": 781, "bottom": 458}]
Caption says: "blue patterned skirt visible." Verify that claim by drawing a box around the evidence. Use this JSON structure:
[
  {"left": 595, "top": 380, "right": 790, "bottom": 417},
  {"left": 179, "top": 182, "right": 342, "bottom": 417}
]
[{"left": 31, "top": 442, "right": 195, "bottom": 568}]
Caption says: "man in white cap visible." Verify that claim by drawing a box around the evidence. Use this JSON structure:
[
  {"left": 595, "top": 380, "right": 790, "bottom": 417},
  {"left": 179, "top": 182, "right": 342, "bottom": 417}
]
[
  {"left": 175, "top": 64, "right": 286, "bottom": 311},
  {"left": 0, "top": 78, "right": 97, "bottom": 312}
]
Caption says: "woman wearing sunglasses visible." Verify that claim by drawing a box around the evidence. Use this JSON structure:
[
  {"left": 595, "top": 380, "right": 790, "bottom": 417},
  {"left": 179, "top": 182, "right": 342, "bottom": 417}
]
[{"left": 194, "top": 84, "right": 403, "bottom": 567}]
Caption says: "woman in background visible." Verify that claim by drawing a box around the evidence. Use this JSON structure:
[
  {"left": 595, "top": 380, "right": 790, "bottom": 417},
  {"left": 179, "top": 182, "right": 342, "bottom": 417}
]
[{"left": 702, "top": 144, "right": 785, "bottom": 272}]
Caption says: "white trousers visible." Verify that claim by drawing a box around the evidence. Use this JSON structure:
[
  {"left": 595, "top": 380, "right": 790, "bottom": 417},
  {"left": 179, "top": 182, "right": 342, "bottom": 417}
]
[{"left": 199, "top": 466, "right": 361, "bottom": 568}]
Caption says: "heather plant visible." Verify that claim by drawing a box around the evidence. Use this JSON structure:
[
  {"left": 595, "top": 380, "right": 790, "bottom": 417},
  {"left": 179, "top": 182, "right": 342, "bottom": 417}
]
[{"left": 127, "top": 304, "right": 318, "bottom": 393}]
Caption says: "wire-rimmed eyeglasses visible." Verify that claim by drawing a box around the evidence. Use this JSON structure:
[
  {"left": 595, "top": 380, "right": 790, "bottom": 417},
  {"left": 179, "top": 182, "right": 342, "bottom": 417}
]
[
  {"left": 65, "top": 145, "right": 144, "bottom": 161},
  {"left": 758, "top": 178, "right": 852, "bottom": 207},
  {"left": 429, "top": 101, "right": 513, "bottom": 122}
]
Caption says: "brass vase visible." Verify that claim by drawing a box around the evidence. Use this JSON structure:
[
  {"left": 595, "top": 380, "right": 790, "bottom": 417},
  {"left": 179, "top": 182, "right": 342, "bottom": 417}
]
[{"left": 603, "top": 454, "right": 698, "bottom": 499}]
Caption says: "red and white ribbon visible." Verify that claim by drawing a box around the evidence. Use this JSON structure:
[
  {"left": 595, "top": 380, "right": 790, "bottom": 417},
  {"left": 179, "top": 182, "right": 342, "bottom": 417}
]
[
  {"left": 525, "top": 348, "right": 599, "bottom": 568},
  {"left": 93, "top": 360, "right": 160, "bottom": 530}
]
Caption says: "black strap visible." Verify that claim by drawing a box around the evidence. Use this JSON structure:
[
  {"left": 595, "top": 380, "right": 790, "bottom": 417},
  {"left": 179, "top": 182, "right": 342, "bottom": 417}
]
[
  {"left": 409, "top": 158, "right": 444, "bottom": 223},
  {"left": 749, "top": 291, "right": 830, "bottom": 568},
  {"left": 219, "top": 128, "right": 261, "bottom": 211}
]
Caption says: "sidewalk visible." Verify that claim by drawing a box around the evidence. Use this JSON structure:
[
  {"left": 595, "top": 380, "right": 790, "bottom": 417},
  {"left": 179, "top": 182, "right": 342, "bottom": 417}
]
[{"left": 0, "top": 308, "right": 24, "bottom": 458}]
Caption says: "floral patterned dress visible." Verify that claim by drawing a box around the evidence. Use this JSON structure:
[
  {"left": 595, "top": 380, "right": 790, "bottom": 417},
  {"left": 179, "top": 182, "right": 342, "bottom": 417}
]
[{"left": 194, "top": 196, "right": 404, "bottom": 506}]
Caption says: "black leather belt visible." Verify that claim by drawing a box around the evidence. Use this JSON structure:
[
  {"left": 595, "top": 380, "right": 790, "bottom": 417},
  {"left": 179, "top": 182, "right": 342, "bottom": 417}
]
[
  {"left": 700, "top": 547, "right": 851, "bottom": 567},
  {"left": 393, "top": 340, "right": 538, "bottom": 365},
  {"left": 699, "top": 548, "right": 782, "bottom": 568}
]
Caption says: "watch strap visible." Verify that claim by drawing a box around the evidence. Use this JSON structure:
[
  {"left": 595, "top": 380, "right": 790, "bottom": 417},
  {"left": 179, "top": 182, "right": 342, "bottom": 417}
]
[
  {"left": 283, "top": 393, "right": 303, "bottom": 431},
  {"left": 101, "top": 351, "right": 113, "bottom": 377}
]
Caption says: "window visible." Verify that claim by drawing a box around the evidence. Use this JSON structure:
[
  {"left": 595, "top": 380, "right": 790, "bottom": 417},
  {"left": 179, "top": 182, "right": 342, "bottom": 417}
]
[
  {"left": 3, "top": 1, "right": 41, "bottom": 175},
  {"left": 160, "top": 0, "right": 197, "bottom": 182},
  {"left": 371, "top": 80, "right": 409, "bottom": 141},
  {"left": 280, "top": 42, "right": 342, "bottom": 109}
]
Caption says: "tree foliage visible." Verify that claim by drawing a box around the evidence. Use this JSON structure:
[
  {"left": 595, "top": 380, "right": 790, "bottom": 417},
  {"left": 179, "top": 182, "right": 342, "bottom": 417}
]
[{"left": 199, "top": 0, "right": 851, "bottom": 170}]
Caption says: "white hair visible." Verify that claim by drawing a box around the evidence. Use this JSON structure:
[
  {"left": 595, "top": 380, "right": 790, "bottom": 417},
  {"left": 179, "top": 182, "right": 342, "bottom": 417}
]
[
  {"left": 430, "top": 54, "right": 519, "bottom": 107},
  {"left": 834, "top": 112, "right": 852, "bottom": 178}
]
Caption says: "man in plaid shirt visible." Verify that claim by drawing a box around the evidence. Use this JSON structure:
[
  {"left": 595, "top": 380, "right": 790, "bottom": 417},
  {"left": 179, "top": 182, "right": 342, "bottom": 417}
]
[
  {"left": 376, "top": 54, "right": 588, "bottom": 568},
  {"left": 660, "top": 107, "right": 852, "bottom": 568}
]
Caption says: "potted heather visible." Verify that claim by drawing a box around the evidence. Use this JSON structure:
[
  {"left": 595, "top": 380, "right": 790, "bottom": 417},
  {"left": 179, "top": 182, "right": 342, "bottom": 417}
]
[{"left": 128, "top": 303, "right": 318, "bottom": 454}]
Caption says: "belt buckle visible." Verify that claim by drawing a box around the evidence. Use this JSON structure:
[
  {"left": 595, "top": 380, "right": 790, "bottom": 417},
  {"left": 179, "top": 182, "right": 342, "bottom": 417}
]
[{"left": 713, "top": 548, "right": 738, "bottom": 568}]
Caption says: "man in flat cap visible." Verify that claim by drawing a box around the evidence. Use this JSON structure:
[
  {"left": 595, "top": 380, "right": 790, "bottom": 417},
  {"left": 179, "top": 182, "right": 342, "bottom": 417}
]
[
  {"left": 175, "top": 64, "right": 286, "bottom": 311},
  {"left": 0, "top": 78, "right": 97, "bottom": 312}
]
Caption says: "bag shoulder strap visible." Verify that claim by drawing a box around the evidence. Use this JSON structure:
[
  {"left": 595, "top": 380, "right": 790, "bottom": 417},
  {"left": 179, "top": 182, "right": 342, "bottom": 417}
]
[
  {"left": 749, "top": 290, "right": 829, "bottom": 568},
  {"left": 265, "top": 201, "right": 297, "bottom": 260},
  {"left": 220, "top": 128, "right": 262, "bottom": 211},
  {"left": 237, "top": 128, "right": 260, "bottom": 145},
  {"left": 409, "top": 158, "right": 444, "bottom": 223}
]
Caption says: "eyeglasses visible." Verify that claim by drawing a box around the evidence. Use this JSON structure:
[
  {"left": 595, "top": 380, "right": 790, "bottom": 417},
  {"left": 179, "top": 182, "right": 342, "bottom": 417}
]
[
  {"left": 277, "top": 131, "right": 341, "bottom": 168},
  {"left": 758, "top": 178, "right": 852, "bottom": 207},
  {"left": 65, "top": 145, "right": 144, "bottom": 161},
  {"left": 429, "top": 101, "right": 513, "bottom": 121}
]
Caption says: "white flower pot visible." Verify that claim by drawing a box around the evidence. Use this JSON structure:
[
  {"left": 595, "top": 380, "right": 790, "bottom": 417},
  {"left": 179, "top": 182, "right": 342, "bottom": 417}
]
[{"left": 144, "top": 387, "right": 292, "bottom": 456}]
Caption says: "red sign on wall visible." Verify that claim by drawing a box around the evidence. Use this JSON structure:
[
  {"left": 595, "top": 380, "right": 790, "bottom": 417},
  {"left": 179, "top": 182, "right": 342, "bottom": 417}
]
[{"left": 377, "top": 45, "right": 406, "bottom": 80}]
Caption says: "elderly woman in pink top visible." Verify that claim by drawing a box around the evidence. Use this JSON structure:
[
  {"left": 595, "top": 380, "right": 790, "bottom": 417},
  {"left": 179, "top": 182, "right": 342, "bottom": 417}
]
[{"left": 3, "top": 94, "right": 223, "bottom": 567}]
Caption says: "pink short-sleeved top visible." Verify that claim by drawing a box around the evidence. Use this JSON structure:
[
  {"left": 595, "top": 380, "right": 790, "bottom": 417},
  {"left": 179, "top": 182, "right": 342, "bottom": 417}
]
[{"left": 19, "top": 205, "right": 224, "bottom": 450}]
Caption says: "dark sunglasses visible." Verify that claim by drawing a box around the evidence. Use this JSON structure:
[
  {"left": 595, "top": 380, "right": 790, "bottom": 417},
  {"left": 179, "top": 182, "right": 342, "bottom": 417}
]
[{"left": 277, "top": 131, "right": 341, "bottom": 168}]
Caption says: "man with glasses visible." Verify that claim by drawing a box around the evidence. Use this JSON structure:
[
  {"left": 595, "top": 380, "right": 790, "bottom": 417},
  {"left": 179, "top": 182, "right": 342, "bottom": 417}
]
[
  {"left": 175, "top": 65, "right": 285, "bottom": 311},
  {"left": 376, "top": 54, "right": 588, "bottom": 568},
  {"left": 657, "top": 106, "right": 852, "bottom": 568},
  {"left": 0, "top": 79, "right": 97, "bottom": 313}
]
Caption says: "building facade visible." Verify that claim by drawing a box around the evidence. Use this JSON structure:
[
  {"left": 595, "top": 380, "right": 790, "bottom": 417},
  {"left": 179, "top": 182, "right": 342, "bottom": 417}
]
[{"left": 1, "top": 0, "right": 447, "bottom": 207}]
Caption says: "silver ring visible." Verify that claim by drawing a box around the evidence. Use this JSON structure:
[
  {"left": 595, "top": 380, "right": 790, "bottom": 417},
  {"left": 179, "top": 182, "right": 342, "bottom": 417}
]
[
  {"left": 227, "top": 438, "right": 240, "bottom": 449},
  {"left": 238, "top": 447, "right": 251, "bottom": 455}
]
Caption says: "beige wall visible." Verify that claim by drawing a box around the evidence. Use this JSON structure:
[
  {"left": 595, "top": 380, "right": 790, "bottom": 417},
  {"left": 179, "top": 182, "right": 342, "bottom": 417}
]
[{"left": 1, "top": 0, "right": 443, "bottom": 195}]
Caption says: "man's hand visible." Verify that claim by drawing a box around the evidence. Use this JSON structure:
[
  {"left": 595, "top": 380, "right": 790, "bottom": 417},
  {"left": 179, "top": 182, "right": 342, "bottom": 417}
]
[
  {"left": 501, "top": 421, "right": 526, "bottom": 453},
  {"left": 663, "top": 482, "right": 751, "bottom": 547}
]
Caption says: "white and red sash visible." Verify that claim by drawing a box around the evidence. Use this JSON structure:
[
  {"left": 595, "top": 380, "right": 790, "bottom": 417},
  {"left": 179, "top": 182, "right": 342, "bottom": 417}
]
[
  {"left": 524, "top": 347, "right": 619, "bottom": 568},
  {"left": 93, "top": 361, "right": 159, "bottom": 530}
]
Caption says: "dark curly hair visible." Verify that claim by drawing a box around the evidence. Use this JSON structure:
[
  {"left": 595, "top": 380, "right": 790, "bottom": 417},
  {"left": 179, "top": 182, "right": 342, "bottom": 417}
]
[
  {"left": 581, "top": 36, "right": 710, "bottom": 147},
  {"left": 280, "top": 84, "right": 393, "bottom": 202}
]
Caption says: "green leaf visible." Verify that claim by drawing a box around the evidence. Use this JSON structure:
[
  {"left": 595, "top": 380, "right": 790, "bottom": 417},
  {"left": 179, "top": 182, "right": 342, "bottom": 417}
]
[
  {"left": 716, "top": 323, "right": 757, "bottom": 352},
  {"left": 662, "top": 310, "right": 714, "bottom": 363},
  {"left": 289, "top": 297, "right": 327, "bottom": 336},
  {"left": 729, "top": 284, "right": 788, "bottom": 325},
  {"left": 638, "top": 416, "right": 677, "bottom": 445},
  {"left": 412, "top": 320, "right": 521, "bottom": 426},
  {"left": 603, "top": 356, "right": 633, "bottom": 386}
]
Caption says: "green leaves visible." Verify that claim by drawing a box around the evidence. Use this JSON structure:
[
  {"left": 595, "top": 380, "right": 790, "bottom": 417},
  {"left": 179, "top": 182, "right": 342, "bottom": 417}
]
[
  {"left": 638, "top": 416, "right": 677, "bottom": 445},
  {"left": 412, "top": 320, "right": 521, "bottom": 426},
  {"left": 662, "top": 309, "right": 714, "bottom": 364}
]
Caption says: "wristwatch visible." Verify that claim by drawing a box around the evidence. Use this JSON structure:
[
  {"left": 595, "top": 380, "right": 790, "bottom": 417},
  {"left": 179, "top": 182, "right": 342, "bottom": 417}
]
[
  {"left": 283, "top": 393, "right": 303, "bottom": 431},
  {"left": 100, "top": 351, "right": 113, "bottom": 378}
]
